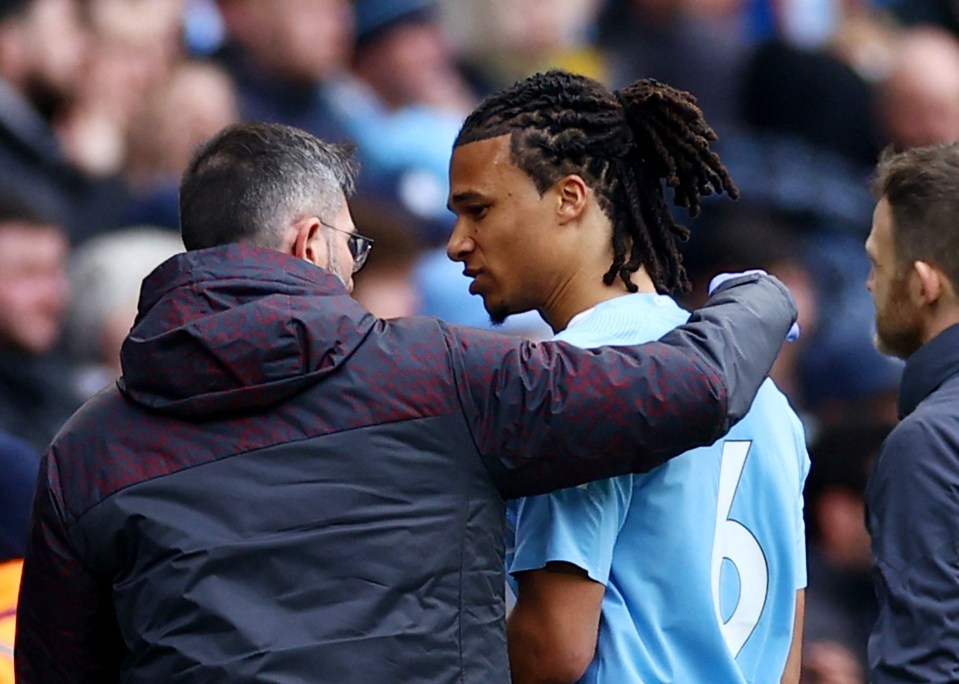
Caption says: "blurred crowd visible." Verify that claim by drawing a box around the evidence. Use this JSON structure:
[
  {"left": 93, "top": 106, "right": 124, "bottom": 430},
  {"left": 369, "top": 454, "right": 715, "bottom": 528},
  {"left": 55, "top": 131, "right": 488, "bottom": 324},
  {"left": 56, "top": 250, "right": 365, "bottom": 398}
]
[{"left": 2, "top": 0, "right": 956, "bottom": 681}]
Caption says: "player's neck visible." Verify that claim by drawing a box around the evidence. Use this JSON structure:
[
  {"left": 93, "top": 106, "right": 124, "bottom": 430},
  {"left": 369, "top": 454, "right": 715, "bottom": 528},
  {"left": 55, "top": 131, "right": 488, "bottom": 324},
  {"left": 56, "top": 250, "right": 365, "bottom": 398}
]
[{"left": 543, "top": 266, "right": 656, "bottom": 334}]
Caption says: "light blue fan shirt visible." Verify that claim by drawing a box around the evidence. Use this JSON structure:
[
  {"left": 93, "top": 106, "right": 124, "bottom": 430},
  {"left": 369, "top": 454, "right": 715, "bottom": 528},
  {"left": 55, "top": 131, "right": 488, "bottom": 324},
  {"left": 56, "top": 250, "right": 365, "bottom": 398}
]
[{"left": 506, "top": 293, "right": 809, "bottom": 683}]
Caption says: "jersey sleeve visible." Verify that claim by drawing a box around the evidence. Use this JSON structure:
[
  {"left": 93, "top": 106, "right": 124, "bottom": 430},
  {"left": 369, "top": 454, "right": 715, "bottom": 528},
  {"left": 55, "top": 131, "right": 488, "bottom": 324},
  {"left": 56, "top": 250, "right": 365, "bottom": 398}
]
[{"left": 508, "top": 476, "right": 633, "bottom": 585}]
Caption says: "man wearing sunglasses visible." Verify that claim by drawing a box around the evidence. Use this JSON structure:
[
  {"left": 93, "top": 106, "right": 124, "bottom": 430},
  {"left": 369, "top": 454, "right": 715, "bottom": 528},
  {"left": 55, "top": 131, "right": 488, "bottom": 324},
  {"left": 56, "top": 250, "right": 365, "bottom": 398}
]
[{"left": 16, "top": 122, "right": 797, "bottom": 683}]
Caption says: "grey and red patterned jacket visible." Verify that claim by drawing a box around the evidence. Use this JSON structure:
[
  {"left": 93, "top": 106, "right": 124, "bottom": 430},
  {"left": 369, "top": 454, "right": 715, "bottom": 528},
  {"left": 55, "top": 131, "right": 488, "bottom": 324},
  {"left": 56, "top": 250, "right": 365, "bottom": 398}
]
[{"left": 16, "top": 244, "right": 795, "bottom": 683}]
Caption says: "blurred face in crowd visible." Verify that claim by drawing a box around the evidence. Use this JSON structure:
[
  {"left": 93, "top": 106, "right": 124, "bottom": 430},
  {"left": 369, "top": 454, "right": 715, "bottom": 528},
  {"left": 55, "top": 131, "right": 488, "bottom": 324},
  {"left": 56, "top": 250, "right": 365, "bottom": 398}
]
[
  {"left": 351, "top": 265, "right": 420, "bottom": 319},
  {"left": 0, "top": 221, "right": 69, "bottom": 354},
  {"left": 866, "top": 197, "right": 924, "bottom": 359},
  {"left": 494, "top": 0, "right": 601, "bottom": 54},
  {"left": 13, "top": 0, "right": 88, "bottom": 111},
  {"left": 879, "top": 29, "right": 959, "bottom": 149},
  {"left": 127, "top": 61, "right": 239, "bottom": 184},
  {"left": 84, "top": 0, "right": 186, "bottom": 116},
  {"left": 355, "top": 21, "right": 465, "bottom": 111},
  {"left": 447, "top": 135, "right": 566, "bottom": 325},
  {"left": 224, "top": 0, "right": 353, "bottom": 82}
]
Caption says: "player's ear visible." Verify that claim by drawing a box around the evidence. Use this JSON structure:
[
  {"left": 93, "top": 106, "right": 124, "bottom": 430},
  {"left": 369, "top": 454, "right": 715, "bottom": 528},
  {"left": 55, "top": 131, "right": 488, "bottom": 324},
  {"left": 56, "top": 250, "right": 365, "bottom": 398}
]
[
  {"left": 911, "top": 260, "right": 944, "bottom": 307},
  {"left": 555, "top": 174, "right": 588, "bottom": 223}
]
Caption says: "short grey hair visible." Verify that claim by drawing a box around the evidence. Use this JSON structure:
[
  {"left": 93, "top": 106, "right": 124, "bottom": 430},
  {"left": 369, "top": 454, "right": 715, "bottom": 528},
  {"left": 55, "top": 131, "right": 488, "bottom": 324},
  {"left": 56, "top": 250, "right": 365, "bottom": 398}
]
[{"left": 179, "top": 122, "right": 359, "bottom": 251}]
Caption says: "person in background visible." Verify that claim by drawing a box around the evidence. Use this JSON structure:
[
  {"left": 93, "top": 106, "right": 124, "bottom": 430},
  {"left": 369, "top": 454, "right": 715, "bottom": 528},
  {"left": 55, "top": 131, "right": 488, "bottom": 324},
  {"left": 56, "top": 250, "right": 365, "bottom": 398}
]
[
  {"left": 122, "top": 59, "right": 239, "bottom": 229},
  {"left": 446, "top": 69, "right": 808, "bottom": 683},
  {"left": 0, "top": 0, "right": 128, "bottom": 242},
  {"left": 56, "top": 0, "right": 185, "bottom": 181},
  {"left": 864, "top": 142, "right": 959, "bottom": 681},
  {"left": 875, "top": 26, "right": 959, "bottom": 151},
  {"left": 0, "top": 192, "right": 82, "bottom": 452},
  {"left": 347, "top": 197, "right": 425, "bottom": 319},
  {"left": 15, "top": 121, "right": 796, "bottom": 683},
  {"left": 0, "top": 430, "right": 38, "bottom": 684},
  {"left": 213, "top": 0, "right": 351, "bottom": 142},
  {"left": 0, "top": 430, "right": 38, "bottom": 562},
  {"left": 802, "top": 420, "right": 888, "bottom": 683},
  {"left": 328, "top": 0, "right": 478, "bottom": 246},
  {"left": 65, "top": 225, "right": 184, "bottom": 398},
  {"left": 596, "top": 0, "right": 749, "bottom": 133},
  {"left": 680, "top": 203, "right": 818, "bottom": 420},
  {"left": 442, "top": 0, "right": 607, "bottom": 95}
]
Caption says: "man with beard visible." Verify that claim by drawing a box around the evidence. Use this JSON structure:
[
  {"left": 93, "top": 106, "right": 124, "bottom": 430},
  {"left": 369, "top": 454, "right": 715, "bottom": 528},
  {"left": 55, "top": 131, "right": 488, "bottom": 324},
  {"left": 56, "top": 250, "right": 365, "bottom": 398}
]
[{"left": 864, "top": 141, "right": 959, "bottom": 682}]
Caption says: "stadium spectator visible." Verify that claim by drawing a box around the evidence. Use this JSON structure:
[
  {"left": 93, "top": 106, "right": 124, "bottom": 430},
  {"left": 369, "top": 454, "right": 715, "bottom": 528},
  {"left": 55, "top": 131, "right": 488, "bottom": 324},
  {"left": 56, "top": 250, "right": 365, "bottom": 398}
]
[
  {"left": 803, "top": 420, "right": 888, "bottom": 681},
  {"left": 0, "top": 192, "right": 82, "bottom": 452},
  {"left": 0, "top": 0, "right": 128, "bottom": 242},
  {"left": 122, "top": 59, "right": 239, "bottom": 229},
  {"left": 875, "top": 26, "right": 959, "bottom": 150},
  {"left": 65, "top": 225, "right": 184, "bottom": 398},
  {"left": 213, "top": 0, "right": 351, "bottom": 141}
]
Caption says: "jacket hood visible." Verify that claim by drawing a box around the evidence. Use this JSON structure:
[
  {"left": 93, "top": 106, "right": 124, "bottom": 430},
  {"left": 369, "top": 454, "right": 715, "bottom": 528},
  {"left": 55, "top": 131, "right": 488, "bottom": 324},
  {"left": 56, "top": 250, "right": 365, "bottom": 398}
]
[{"left": 118, "top": 244, "right": 374, "bottom": 418}]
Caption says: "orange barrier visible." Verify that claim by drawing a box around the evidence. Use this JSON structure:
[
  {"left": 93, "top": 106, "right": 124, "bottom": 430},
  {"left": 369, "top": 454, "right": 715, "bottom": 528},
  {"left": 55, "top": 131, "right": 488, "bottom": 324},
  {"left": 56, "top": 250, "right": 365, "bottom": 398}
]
[{"left": 0, "top": 559, "right": 22, "bottom": 684}]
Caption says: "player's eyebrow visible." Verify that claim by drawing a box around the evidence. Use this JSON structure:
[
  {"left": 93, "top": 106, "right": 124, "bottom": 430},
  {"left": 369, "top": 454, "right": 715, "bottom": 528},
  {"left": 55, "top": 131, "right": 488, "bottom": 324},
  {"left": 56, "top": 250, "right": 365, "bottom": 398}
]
[{"left": 447, "top": 191, "right": 488, "bottom": 212}]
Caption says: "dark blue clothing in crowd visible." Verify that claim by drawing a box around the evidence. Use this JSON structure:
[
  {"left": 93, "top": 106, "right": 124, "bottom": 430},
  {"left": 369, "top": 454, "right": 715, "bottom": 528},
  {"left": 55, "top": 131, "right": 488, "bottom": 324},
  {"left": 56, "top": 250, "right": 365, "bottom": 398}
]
[
  {"left": 214, "top": 44, "right": 348, "bottom": 144},
  {"left": 15, "top": 245, "right": 794, "bottom": 683},
  {"left": 804, "top": 547, "right": 876, "bottom": 672},
  {"left": 867, "top": 323, "right": 959, "bottom": 681},
  {"left": 0, "top": 348, "right": 85, "bottom": 454},
  {"left": 0, "top": 80, "right": 129, "bottom": 244},
  {"left": 0, "top": 430, "right": 38, "bottom": 561}
]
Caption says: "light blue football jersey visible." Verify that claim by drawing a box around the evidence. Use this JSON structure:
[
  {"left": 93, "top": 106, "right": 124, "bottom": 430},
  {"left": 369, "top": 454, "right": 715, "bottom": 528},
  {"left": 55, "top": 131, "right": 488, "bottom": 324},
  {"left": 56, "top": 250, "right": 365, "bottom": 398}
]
[{"left": 506, "top": 293, "right": 809, "bottom": 683}]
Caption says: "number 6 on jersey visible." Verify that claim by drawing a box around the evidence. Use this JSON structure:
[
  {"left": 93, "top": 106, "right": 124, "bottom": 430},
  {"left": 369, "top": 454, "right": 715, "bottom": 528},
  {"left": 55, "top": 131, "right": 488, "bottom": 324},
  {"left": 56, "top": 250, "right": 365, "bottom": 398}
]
[{"left": 711, "top": 440, "right": 768, "bottom": 657}]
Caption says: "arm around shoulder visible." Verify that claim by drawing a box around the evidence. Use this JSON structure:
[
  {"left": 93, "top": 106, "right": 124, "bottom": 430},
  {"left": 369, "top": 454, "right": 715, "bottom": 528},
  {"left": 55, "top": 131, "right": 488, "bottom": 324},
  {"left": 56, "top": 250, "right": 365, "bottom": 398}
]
[
  {"left": 663, "top": 272, "right": 797, "bottom": 431},
  {"left": 452, "top": 273, "right": 797, "bottom": 498}
]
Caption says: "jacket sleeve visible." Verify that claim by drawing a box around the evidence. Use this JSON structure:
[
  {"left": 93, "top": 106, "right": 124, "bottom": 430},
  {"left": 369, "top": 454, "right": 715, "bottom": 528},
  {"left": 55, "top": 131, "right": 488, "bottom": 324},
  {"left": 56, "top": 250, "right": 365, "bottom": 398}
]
[
  {"left": 15, "top": 451, "right": 123, "bottom": 683},
  {"left": 449, "top": 272, "right": 796, "bottom": 499},
  {"left": 866, "top": 415, "right": 959, "bottom": 682}
]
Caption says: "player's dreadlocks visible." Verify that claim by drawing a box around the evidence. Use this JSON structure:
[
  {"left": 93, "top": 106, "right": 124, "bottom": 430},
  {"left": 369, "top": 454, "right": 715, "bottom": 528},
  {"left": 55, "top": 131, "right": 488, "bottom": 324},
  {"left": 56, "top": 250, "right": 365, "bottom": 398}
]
[{"left": 455, "top": 70, "right": 738, "bottom": 294}]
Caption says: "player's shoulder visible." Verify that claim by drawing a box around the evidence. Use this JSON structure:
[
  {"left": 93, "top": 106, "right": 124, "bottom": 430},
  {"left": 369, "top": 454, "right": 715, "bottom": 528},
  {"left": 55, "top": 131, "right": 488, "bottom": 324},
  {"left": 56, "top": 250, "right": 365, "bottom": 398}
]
[
  {"left": 748, "top": 379, "right": 802, "bottom": 421},
  {"left": 727, "top": 379, "right": 806, "bottom": 448},
  {"left": 556, "top": 293, "right": 688, "bottom": 347}
]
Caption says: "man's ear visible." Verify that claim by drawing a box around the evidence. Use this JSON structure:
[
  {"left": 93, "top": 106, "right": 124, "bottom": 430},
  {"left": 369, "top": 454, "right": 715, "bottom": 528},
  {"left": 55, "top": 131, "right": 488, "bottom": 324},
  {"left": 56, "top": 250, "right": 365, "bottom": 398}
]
[
  {"left": 290, "top": 216, "right": 323, "bottom": 266},
  {"left": 911, "top": 260, "right": 945, "bottom": 306},
  {"left": 555, "top": 174, "right": 589, "bottom": 224}
]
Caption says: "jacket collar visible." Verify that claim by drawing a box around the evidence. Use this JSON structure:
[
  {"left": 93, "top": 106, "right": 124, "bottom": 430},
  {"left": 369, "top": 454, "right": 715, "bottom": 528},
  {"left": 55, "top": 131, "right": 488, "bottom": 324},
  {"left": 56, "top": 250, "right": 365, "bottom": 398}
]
[{"left": 899, "top": 323, "right": 959, "bottom": 418}]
